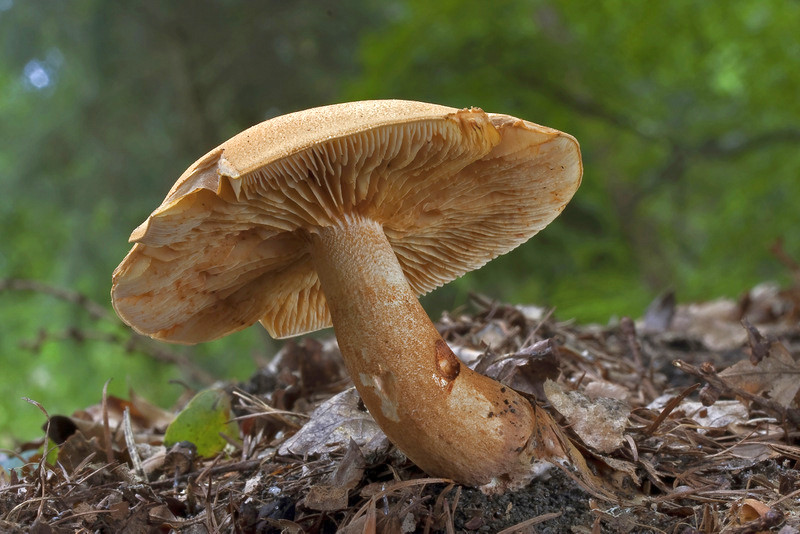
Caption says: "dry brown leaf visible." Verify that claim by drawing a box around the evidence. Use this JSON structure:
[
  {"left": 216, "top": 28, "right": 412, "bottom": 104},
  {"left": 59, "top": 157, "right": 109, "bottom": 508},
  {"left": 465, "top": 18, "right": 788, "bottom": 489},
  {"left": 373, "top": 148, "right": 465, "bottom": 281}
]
[
  {"left": 77, "top": 392, "right": 174, "bottom": 432},
  {"left": 647, "top": 396, "right": 749, "bottom": 431},
  {"left": 737, "top": 498, "right": 771, "bottom": 523},
  {"left": 727, "top": 443, "right": 776, "bottom": 464},
  {"left": 474, "top": 320, "right": 515, "bottom": 349},
  {"left": 278, "top": 388, "right": 389, "bottom": 457},
  {"left": 56, "top": 431, "right": 103, "bottom": 473},
  {"left": 305, "top": 484, "right": 350, "bottom": 511},
  {"left": 584, "top": 381, "right": 629, "bottom": 402},
  {"left": 641, "top": 291, "right": 676, "bottom": 333},
  {"left": 305, "top": 439, "right": 367, "bottom": 512},
  {"left": 599, "top": 456, "right": 641, "bottom": 487},
  {"left": 670, "top": 298, "right": 748, "bottom": 351},
  {"left": 330, "top": 439, "right": 366, "bottom": 489},
  {"left": 544, "top": 380, "right": 630, "bottom": 454},
  {"left": 719, "top": 341, "right": 800, "bottom": 408},
  {"left": 729, "top": 497, "right": 785, "bottom": 531},
  {"left": 482, "top": 339, "right": 560, "bottom": 399}
]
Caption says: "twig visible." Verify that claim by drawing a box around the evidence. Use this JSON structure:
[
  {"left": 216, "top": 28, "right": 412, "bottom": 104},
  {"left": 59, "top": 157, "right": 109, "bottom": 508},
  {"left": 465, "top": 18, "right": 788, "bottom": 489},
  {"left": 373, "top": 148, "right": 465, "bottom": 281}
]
[
  {"left": 497, "top": 511, "right": 562, "bottom": 534},
  {"left": 102, "top": 379, "right": 115, "bottom": 465},
  {"left": 348, "top": 478, "right": 453, "bottom": 525},
  {"left": 770, "top": 238, "right": 800, "bottom": 283},
  {"left": 49, "top": 508, "right": 116, "bottom": 527},
  {"left": 645, "top": 383, "right": 700, "bottom": 435},
  {"left": 0, "top": 278, "right": 110, "bottom": 320},
  {"left": 673, "top": 360, "right": 800, "bottom": 426},
  {"left": 123, "top": 407, "right": 145, "bottom": 482},
  {"left": 1, "top": 277, "right": 215, "bottom": 385},
  {"left": 148, "top": 458, "right": 265, "bottom": 489},
  {"left": 22, "top": 398, "right": 53, "bottom": 523},
  {"left": 620, "top": 317, "right": 644, "bottom": 371}
]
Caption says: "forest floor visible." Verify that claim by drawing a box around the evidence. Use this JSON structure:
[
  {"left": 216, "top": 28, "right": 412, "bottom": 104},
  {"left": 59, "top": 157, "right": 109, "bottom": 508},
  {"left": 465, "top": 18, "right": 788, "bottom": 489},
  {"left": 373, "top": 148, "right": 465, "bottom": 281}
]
[{"left": 1, "top": 279, "right": 800, "bottom": 533}]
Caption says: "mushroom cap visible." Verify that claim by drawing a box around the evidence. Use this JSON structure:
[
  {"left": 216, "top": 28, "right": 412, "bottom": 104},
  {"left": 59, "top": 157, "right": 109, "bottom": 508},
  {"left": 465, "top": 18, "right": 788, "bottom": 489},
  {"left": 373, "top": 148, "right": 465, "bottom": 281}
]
[{"left": 111, "top": 100, "right": 582, "bottom": 343}]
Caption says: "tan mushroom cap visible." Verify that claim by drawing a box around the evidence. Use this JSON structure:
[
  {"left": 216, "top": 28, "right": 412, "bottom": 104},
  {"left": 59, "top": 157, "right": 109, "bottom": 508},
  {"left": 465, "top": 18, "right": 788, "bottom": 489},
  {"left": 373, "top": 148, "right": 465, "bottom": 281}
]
[{"left": 111, "top": 100, "right": 581, "bottom": 344}]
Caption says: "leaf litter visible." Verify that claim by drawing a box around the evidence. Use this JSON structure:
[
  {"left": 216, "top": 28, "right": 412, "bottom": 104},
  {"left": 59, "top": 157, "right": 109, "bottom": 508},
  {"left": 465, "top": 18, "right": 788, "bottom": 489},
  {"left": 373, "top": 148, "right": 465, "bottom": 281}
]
[{"left": 1, "top": 279, "right": 800, "bottom": 532}]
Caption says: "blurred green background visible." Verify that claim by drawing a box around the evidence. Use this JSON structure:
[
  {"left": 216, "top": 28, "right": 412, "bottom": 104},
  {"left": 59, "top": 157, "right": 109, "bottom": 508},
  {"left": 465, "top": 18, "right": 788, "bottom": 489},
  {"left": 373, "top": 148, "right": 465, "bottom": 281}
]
[{"left": 1, "top": 0, "right": 798, "bottom": 447}]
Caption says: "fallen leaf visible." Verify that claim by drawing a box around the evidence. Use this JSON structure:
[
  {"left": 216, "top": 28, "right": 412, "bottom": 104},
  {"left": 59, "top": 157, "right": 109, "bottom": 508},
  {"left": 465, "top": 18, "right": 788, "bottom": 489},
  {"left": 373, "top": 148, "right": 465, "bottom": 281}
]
[
  {"left": 742, "top": 319, "right": 770, "bottom": 365},
  {"left": 483, "top": 339, "right": 560, "bottom": 398},
  {"left": 56, "top": 431, "right": 102, "bottom": 473},
  {"left": 108, "top": 500, "right": 130, "bottom": 521},
  {"left": 330, "top": 439, "right": 366, "bottom": 490},
  {"left": 160, "top": 441, "right": 197, "bottom": 478},
  {"left": 737, "top": 498, "right": 771, "bottom": 523},
  {"left": 72, "top": 500, "right": 99, "bottom": 523},
  {"left": 474, "top": 320, "right": 515, "bottom": 350},
  {"left": 731, "top": 497, "right": 784, "bottom": 531},
  {"left": 642, "top": 291, "right": 676, "bottom": 333},
  {"left": 584, "top": 380, "right": 629, "bottom": 402},
  {"left": 304, "top": 439, "right": 367, "bottom": 512},
  {"left": 719, "top": 340, "right": 800, "bottom": 408},
  {"left": 544, "top": 380, "right": 630, "bottom": 454},
  {"left": 305, "top": 484, "right": 349, "bottom": 511},
  {"left": 600, "top": 455, "right": 640, "bottom": 486},
  {"left": 76, "top": 392, "right": 174, "bottom": 433},
  {"left": 278, "top": 388, "right": 389, "bottom": 458},
  {"left": 727, "top": 442, "right": 775, "bottom": 464},
  {"left": 450, "top": 344, "right": 484, "bottom": 367},
  {"left": 647, "top": 396, "right": 749, "bottom": 431},
  {"left": 670, "top": 298, "right": 748, "bottom": 351},
  {"left": 163, "top": 388, "right": 238, "bottom": 458}
]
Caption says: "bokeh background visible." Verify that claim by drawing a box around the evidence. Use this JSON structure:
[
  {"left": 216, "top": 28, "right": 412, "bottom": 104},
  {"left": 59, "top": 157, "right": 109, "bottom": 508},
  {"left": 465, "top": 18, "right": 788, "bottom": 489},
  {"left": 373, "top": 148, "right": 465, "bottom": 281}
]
[{"left": 2, "top": 0, "right": 798, "bottom": 447}]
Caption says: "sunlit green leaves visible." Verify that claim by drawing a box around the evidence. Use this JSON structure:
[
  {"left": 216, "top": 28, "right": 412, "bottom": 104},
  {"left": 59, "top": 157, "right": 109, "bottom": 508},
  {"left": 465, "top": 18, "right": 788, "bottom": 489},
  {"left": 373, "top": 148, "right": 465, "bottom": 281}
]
[
  {"left": 354, "top": 0, "right": 800, "bottom": 321},
  {"left": 0, "top": 0, "right": 383, "bottom": 446}
]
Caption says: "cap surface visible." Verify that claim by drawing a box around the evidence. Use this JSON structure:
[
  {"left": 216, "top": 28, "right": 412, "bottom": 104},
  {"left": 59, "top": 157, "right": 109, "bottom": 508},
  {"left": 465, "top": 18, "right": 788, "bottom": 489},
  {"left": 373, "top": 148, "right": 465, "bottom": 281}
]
[{"left": 111, "top": 100, "right": 582, "bottom": 343}]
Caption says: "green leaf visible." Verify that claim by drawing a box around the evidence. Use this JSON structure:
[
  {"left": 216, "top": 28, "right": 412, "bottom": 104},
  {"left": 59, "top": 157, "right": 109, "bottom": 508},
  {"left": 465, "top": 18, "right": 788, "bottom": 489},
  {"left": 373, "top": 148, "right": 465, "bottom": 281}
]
[
  {"left": 45, "top": 439, "right": 59, "bottom": 467},
  {"left": 163, "top": 389, "right": 238, "bottom": 458}
]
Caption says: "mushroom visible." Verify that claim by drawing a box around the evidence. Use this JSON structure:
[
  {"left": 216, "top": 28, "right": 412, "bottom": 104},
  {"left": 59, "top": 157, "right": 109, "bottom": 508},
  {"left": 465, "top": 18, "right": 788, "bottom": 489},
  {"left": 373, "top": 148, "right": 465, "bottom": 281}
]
[{"left": 111, "top": 100, "right": 582, "bottom": 490}]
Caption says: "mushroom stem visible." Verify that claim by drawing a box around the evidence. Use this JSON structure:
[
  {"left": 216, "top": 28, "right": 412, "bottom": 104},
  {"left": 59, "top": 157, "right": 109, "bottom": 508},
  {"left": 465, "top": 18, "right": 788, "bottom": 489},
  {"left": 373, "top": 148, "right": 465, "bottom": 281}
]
[{"left": 310, "top": 214, "right": 539, "bottom": 488}]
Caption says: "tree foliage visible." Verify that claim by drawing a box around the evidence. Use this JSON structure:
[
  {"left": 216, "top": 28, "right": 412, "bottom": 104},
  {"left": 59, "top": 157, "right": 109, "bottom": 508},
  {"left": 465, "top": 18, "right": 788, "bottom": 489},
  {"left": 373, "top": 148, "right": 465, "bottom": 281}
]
[
  {"left": 349, "top": 0, "right": 800, "bottom": 317},
  {"left": 0, "top": 0, "right": 390, "bottom": 445},
  {"left": 1, "top": 0, "right": 798, "bottom": 444}
]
